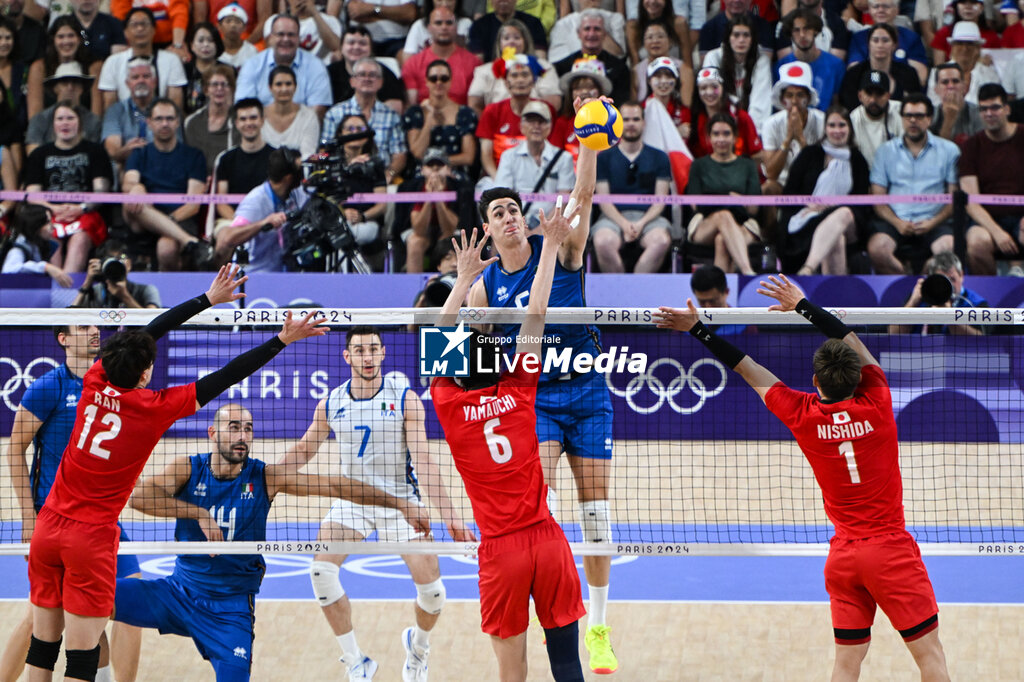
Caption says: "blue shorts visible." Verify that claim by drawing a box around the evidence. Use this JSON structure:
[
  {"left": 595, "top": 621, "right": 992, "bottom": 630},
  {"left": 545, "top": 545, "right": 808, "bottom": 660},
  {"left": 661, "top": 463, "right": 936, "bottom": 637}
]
[
  {"left": 114, "top": 576, "right": 254, "bottom": 681},
  {"left": 535, "top": 370, "right": 614, "bottom": 459},
  {"left": 115, "top": 525, "right": 140, "bottom": 578}
]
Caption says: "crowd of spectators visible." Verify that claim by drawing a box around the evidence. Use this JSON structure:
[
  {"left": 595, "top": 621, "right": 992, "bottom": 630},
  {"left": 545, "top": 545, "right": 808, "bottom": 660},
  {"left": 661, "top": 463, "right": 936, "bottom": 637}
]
[{"left": 2, "top": 0, "right": 1024, "bottom": 277}]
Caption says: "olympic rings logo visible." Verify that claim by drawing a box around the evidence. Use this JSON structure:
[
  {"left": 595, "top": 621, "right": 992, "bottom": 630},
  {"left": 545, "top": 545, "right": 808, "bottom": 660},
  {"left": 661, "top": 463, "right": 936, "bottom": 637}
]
[
  {"left": 605, "top": 357, "right": 727, "bottom": 415},
  {"left": 459, "top": 308, "right": 486, "bottom": 321},
  {"left": 0, "top": 357, "right": 61, "bottom": 412},
  {"left": 829, "top": 309, "right": 847, "bottom": 319},
  {"left": 99, "top": 310, "right": 127, "bottom": 322}
]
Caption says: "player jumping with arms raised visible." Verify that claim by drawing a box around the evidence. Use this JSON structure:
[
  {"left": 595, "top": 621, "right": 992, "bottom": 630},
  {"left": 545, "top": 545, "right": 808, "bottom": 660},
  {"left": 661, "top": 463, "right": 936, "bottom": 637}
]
[
  {"left": 654, "top": 275, "right": 950, "bottom": 682},
  {"left": 467, "top": 96, "right": 618, "bottom": 674},
  {"left": 432, "top": 213, "right": 587, "bottom": 682}
]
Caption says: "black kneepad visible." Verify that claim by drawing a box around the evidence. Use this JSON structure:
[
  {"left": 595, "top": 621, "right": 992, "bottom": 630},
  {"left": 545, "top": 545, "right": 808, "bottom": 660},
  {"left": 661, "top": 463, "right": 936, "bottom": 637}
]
[
  {"left": 544, "top": 622, "right": 585, "bottom": 682},
  {"left": 25, "top": 635, "right": 62, "bottom": 671},
  {"left": 64, "top": 645, "right": 100, "bottom": 682}
]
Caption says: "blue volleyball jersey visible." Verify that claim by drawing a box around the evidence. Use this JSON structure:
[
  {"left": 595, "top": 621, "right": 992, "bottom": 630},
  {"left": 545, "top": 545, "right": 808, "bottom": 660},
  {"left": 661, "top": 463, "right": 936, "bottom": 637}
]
[
  {"left": 172, "top": 453, "right": 271, "bottom": 598},
  {"left": 20, "top": 364, "right": 82, "bottom": 508},
  {"left": 482, "top": 234, "right": 601, "bottom": 381}
]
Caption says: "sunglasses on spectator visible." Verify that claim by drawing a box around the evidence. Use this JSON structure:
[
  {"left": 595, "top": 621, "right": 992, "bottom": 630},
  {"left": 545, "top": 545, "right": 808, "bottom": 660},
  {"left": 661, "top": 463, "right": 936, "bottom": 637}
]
[{"left": 427, "top": 74, "right": 451, "bottom": 83}]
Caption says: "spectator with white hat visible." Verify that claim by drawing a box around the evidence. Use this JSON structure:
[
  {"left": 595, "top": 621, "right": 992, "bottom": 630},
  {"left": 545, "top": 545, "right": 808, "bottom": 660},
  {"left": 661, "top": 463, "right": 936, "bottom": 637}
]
[
  {"left": 644, "top": 56, "right": 691, "bottom": 139},
  {"left": 632, "top": 21, "right": 688, "bottom": 102},
  {"left": 762, "top": 60, "right": 824, "bottom": 193},
  {"left": 688, "top": 65, "right": 763, "bottom": 160},
  {"left": 552, "top": 57, "right": 612, "bottom": 162},
  {"left": 216, "top": 3, "right": 257, "bottom": 69},
  {"left": 926, "top": 22, "right": 1002, "bottom": 107},
  {"left": 701, "top": 14, "right": 773, "bottom": 134}
]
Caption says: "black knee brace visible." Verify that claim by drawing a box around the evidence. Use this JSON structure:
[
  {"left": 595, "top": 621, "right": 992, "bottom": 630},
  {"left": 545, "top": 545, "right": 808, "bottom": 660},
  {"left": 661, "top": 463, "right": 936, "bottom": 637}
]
[
  {"left": 64, "top": 645, "right": 101, "bottom": 682},
  {"left": 25, "top": 635, "right": 62, "bottom": 671},
  {"left": 544, "top": 622, "right": 585, "bottom": 682}
]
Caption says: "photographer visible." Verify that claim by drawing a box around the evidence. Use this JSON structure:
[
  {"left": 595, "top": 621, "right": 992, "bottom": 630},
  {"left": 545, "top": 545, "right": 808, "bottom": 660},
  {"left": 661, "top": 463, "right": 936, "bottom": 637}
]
[
  {"left": 71, "top": 240, "right": 162, "bottom": 308},
  {"left": 888, "top": 251, "right": 986, "bottom": 336},
  {"left": 214, "top": 147, "right": 308, "bottom": 272},
  {"left": 335, "top": 113, "right": 387, "bottom": 251}
]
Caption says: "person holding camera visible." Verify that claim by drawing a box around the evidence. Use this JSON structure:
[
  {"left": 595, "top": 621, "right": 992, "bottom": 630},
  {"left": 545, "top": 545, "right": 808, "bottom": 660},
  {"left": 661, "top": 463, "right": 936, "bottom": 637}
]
[
  {"left": 214, "top": 147, "right": 307, "bottom": 272},
  {"left": 888, "top": 251, "right": 986, "bottom": 336},
  {"left": 71, "top": 239, "right": 162, "bottom": 308}
]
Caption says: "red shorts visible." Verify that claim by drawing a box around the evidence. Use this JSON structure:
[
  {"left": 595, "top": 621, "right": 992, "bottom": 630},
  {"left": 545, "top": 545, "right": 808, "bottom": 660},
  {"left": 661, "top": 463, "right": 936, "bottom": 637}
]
[
  {"left": 52, "top": 211, "right": 107, "bottom": 246},
  {"left": 28, "top": 507, "right": 120, "bottom": 617},
  {"left": 477, "top": 517, "right": 586, "bottom": 639},
  {"left": 825, "top": 532, "right": 938, "bottom": 642}
]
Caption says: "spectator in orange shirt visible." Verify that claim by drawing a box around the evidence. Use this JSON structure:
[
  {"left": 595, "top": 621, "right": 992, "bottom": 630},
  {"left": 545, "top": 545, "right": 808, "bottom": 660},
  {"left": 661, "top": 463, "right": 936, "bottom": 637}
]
[{"left": 110, "top": 0, "right": 190, "bottom": 62}]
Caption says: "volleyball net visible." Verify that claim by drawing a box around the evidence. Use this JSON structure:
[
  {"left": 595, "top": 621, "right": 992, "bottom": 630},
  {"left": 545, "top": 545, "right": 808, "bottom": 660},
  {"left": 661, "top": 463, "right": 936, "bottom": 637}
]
[{"left": 1, "top": 305, "right": 1022, "bottom": 557}]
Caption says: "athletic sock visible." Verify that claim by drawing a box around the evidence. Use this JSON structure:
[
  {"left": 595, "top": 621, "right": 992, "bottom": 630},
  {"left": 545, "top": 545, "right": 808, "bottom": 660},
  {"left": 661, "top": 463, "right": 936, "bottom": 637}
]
[
  {"left": 587, "top": 585, "right": 608, "bottom": 628},
  {"left": 95, "top": 665, "right": 113, "bottom": 682},
  {"left": 412, "top": 625, "right": 430, "bottom": 651},
  {"left": 338, "top": 631, "right": 362, "bottom": 660},
  {"left": 547, "top": 487, "right": 559, "bottom": 520}
]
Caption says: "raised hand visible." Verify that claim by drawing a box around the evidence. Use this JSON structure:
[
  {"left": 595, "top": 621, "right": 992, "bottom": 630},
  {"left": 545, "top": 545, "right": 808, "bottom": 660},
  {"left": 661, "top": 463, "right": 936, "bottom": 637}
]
[
  {"left": 653, "top": 299, "right": 700, "bottom": 332},
  {"left": 205, "top": 264, "right": 248, "bottom": 306},
  {"left": 537, "top": 194, "right": 581, "bottom": 246},
  {"left": 757, "top": 274, "right": 806, "bottom": 312},
  {"left": 452, "top": 228, "right": 499, "bottom": 281},
  {"left": 277, "top": 310, "right": 329, "bottom": 345}
]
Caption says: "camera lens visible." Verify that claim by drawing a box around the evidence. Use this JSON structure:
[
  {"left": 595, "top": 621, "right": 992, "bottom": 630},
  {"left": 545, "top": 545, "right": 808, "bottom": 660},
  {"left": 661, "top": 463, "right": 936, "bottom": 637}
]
[
  {"left": 920, "top": 274, "right": 953, "bottom": 306},
  {"left": 101, "top": 258, "right": 127, "bottom": 282}
]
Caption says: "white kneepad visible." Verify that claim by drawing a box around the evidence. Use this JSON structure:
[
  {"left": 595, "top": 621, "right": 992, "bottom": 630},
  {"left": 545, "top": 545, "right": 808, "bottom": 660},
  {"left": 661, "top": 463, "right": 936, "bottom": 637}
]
[
  {"left": 415, "top": 578, "right": 446, "bottom": 615},
  {"left": 310, "top": 561, "right": 345, "bottom": 606},
  {"left": 579, "top": 500, "right": 612, "bottom": 543}
]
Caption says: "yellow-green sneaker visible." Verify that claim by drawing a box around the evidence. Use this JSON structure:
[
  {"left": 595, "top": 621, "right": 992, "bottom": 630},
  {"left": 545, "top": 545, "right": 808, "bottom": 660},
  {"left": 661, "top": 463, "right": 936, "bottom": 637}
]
[{"left": 584, "top": 625, "right": 618, "bottom": 674}]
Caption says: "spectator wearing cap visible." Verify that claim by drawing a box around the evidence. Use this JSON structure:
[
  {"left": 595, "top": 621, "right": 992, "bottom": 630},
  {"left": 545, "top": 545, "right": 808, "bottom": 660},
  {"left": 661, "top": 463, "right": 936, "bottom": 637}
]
[
  {"left": 962, "top": 83, "right": 1024, "bottom": 275},
  {"left": 838, "top": 23, "right": 922, "bottom": 112},
  {"left": 548, "top": 0, "right": 627, "bottom": 63},
  {"left": 476, "top": 56, "right": 559, "bottom": 180},
  {"left": 929, "top": 61, "right": 982, "bottom": 145},
  {"left": 467, "top": 0, "right": 548, "bottom": 61},
  {"left": 688, "top": 65, "right": 763, "bottom": 159},
  {"left": 849, "top": 68, "right": 902, "bottom": 166},
  {"left": 110, "top": 0, "right": 190, "bottom": 63},
  {"left": 467, "top": 20, "right": 561, "bottom": 114},
  {"left": 552, "top": 59, "right": 613, "bottom": 163},
  {"left": 762, "top": 61, "right": 824, "bottom": 194},
  {"left": 97, "top": 7, "right": 187, "bottom": 112},
  {"left": 553, "top": 10, "right": 631, "bottom": 105},
  {"left": 930, "top": 0, "right": 1000, "bottom": 63},
  {"left": 322, "top": 58, "right": 408, "bottom": 182},
  {"left": 491, "top": 100, "right": 576, "bottom": 228},
  {"left": 926, "top": 22, "right": 1002, "bottom": 108},
  {"left": 593, "top": 101, "right": 674, "bottom": 273},
  {"left": 402, "top": 59, "right": 478, "bottom": 175},
  {"left": 632, "top": 21, "right": 687, "bottom": 102},
  {"left": 701, "top": 14, "right": 772, "bottom": 133},
  {"left": 26, "top": 63, "right": 102, "bottom": 155},
  {"left": 72, "top": 0, "right": 128, "bottom": 62},
  {"left": 235, "top": 14, "right": 333, "bottom": 118},
  {"left": 215, "top": 3, "right": 258, "bottom": 68},
  {"left": 401, "top": 7, "right": 481, "bottom": 106},
  {"left": 697, "top": 0, "right": 776, "bottom": 59},
  {"left": 846, "top": 0, "right": 929, "bottom": 85},
  {"left": 262, "top": 0, "right": 342, "bottom": 65},
  {"left": 869, "top": 92, "right": 960, "bottom": 274},
  {"left": 776, "top": 9, "right": 845, "bottom": 111},
  {"left": 102, "top": 58, "right": 161, "bottom": 167},
  {"left": 644, "top": 56, "right": 691, "bottom": 139},
  {"left": 398, "top": 147, "right": 477, "bottom": 272}
]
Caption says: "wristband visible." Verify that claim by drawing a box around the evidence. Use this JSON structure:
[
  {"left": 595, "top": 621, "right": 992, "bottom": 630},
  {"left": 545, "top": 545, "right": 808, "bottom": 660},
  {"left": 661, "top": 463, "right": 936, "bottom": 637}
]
[
  {"left": 794, "top": 298, "right": 851, "bottom": 339},
  {"left": 688, "top": 322, "right": 746, "bottom": 370},
  {"left": 78, "top": 286, "right": 91, "bottom": 294}
]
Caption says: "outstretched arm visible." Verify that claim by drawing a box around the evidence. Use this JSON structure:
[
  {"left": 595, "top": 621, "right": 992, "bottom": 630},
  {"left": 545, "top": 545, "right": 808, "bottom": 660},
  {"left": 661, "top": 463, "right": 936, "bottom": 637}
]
[
  {"left": 143, "top": 265, "right": 248, "bottom": 341},
  {"left": 194, "top": 310, "right": 327, "bottom": 408},
  {"left": 438, "top": 228, "right": 499, "bottom": 327},
  {"left": 559, "top": 96, "right": 605, "bottom": 270},
  {"left": 757, "top": 275, "right": 879, "bottom": 368},
  {"left": 654, "top": 299, "right": 780, "bottom": 403},
  {"left": 278, "top": 398, "right": 332, "bottom": 469}
]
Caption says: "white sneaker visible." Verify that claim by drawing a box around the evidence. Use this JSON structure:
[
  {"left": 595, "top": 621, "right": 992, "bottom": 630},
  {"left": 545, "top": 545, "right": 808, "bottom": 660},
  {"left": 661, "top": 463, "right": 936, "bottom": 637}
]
[
  {"left": 401, "top": 627, "right": 429, "bottom": 682},
  {"left": 1010, "top": 265, "right": 1024, "bottom": 277},
  {"left": 341, "top": 653, "right": 378, "bottom": 681}
]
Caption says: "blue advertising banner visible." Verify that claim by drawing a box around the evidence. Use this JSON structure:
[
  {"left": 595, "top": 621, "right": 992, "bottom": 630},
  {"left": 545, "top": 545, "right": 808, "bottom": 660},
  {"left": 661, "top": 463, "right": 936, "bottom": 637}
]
[{"left": 3, "top": 328, "right": 1022, "bottom": 443}]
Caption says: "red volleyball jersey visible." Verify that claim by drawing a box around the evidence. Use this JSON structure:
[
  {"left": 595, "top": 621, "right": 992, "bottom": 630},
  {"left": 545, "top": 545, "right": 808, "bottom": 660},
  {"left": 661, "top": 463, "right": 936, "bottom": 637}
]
[
  {"left": 44, "top": 360, "right": 197, "bottom": 525},
  {"left": 431, "top": 358, "right": 549, "bottom": 539},
  {"left": 764, "top": 364, "right": 906, "bottom": 540}
]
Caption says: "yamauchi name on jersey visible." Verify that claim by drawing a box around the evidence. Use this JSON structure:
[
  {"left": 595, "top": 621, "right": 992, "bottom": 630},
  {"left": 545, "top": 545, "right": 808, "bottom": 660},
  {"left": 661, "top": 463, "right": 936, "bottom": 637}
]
[
  {"left": 816, "top": 411, "right": 875, "bottom": 441},
  {"left": 463, "top": 395, "right": 519, "bottom": 423}
]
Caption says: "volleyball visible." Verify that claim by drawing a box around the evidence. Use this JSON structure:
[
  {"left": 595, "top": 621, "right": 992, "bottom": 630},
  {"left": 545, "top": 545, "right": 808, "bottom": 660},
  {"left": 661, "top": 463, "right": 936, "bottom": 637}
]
[{"left": 574, "top": 100, "right": 623, "bottom": 151}]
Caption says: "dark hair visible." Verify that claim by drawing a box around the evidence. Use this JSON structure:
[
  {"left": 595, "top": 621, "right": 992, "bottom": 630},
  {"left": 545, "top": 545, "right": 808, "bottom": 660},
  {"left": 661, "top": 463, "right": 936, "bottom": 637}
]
[
  {"left": 270, "top": 13, "right": 300, "bottom": 34},
  {"left": 123, "top": 6, "right": 156, "bottom": 29},
  {"left": 0, "top": 17, "right": 19, "bottom": 59},
  {"left": 977, "top": 82, "right": 1009, "bottom": 105},
  {"left": 432, "top": 238, "right": 455, "bottom": 266},
  {"left": 493, "top": 19, "right": 534, "bottom": 60},
  {"left": 10, "top": 204, "right": 53, "bottom": 255},
  {"left": 900, "top": 92, "right": 934, "bottom": 117},
  {"left": 689, "top": 75, "right": 734, "bottom": 152},
  {"left": 457, "top": 330, "right": 503, "bottom": 390},
  {"left": 97, "top": 238, "right": 128, "bottom": 260},
  {"left": 646, "top": 59, "right": 684, "bottom": 111},
  {"left": 479, "top": 187, "right": 523, "bottom": 222},
  {"left": 720, "top": 15, "right": 759, "bottom": 113},
  {"left": 53, "top": 324, "right": 71, "bottom": 343},
  {"left": 338, "top": 113, "right": 379, "bottom": 157},
  {"left": 812, "top": 338, "right": 862, "bottom": 400},
  {"left": 147, "top": 97, "right": 180, "bottom": 119},
  {"left": 267, "top": 147, "right": 302, "bottom": 182},
  {"left": 343, "top": 24, "right": 373, "bottom": 41},
  {"left": 202, "top": 62, "right": 236, "bottom": 91},
  {"left": 268, "top": 64, "right": 296, "bottom": 88},
  {"left": 783, "top": 8, "right": 822, "bottom": 36},
  {"left": 707, "top": 111, "right": 737, "bottom": 136},
  {"left": 867, "top": 22, "right": 898, "bottom": 46},
  {"left": 188, "top": 22, "right": 225, "bottom": 59},
  {"left": 52, "top": 99, "right": 81, "bottom": 127},
  {"left": 824, "top": 104, "right": 856, "bottom": 148},
  {"left": 345, "top": 325, "right": 382, "bottom": 349},
  {"left": 100, "top": 330, "right": 157, "bottom": 389},
  {"left": 691, "top": 265, "right": 727, "bottom": 293},
  {"left": 426, "top": 59, "right": 451, "bottom": 76},
  {"left": 231, "top": 96, "right": 264, "bottom": 120},
  {"left": 620, "top": 100, "right": 644, "bottom": 116},
  {"left": 45, "top": 15, "right": 93, "bottom": 76},
  {"left": 935, "top": 61, "right": 964, "bottom": 78},
  {"left": 634, "top": 0, "right": 681, "bottom": 55},
  {"left": 946, "top": 0, "right": 992, "bottom": 32}
]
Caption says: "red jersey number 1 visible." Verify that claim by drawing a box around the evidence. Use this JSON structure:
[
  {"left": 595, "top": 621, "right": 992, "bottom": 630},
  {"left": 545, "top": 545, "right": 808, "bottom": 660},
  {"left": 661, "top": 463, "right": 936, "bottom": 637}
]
[
  {"left": 76, "top": 404, "right": 123, "bottom": 460},
  {"left": 484, "top": 418, "right": 512, "bottom": 464},
  {"left": 839, "top": 440, "right": 861, "bottom": 484}
]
